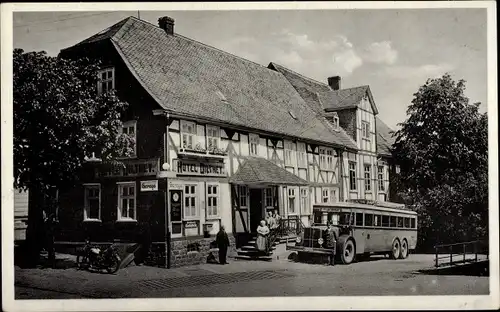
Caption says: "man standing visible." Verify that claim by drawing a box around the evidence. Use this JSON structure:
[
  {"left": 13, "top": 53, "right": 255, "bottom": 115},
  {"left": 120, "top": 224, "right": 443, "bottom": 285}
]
[
  {"left": 216, "top": 225, "right": 230, "bottom": 265},
  {"left": 325, "top": 221, "right": 337, "bottom": 266}
]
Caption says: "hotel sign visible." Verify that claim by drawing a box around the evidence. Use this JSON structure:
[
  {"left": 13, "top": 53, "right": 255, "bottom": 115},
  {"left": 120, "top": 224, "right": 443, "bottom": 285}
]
[{"left": 174, "top": 159, "right": 226, "bottom": 177}]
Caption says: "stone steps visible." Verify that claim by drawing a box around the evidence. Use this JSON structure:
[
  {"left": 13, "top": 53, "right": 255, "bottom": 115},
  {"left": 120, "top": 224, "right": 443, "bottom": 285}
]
[{"left": 234, "top": 254, "right": 273, "bottom": 261}]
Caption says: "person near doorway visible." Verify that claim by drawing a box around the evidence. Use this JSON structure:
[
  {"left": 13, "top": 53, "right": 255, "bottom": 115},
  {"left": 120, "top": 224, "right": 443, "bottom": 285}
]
[
  {"left": 266, "top": 211, "right": 277, "bottom": 230},
  {"left": 216, "top": 225, "right": 230, "bottom": 265},
  {"left": 273, "top": 210, "right": 281, "bottom": 227},
  {"left": 256, "top": 220, "right": 270, "bottom": 252}
]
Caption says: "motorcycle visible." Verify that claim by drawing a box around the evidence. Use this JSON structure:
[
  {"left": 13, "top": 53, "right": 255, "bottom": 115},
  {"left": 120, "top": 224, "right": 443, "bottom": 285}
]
[{"left": 76, "top": 240, "right": 121, "bottom": 274}]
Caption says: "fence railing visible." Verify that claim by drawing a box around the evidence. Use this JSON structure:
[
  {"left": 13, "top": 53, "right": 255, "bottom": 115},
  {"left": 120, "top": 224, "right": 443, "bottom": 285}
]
[
  {"left": 434, "top": 239, "right": 488, "bottom": 268},
  {"left": 265, "top": 216, "right": 305, "bottom": 255}
]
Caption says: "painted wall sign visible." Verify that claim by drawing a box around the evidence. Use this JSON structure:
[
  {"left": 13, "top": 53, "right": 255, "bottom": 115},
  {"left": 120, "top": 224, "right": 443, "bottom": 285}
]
[
  {"left": 170, "top": 190, "right": 183, "bottom": 222},
  {"left": 185, "top": 221, "right": 198, "bottom": 229},
  {"left": 140, "top": 180, "right": 158, "bottom": 192},
  {"left": 97, "top": 159, "right": 159, "bottom": 178},
  {"left": 168, "top": 182, "right": 184, "bottom": 190},
  {"left": 174, "top": 159, "right": 226, "bottom": 177}
]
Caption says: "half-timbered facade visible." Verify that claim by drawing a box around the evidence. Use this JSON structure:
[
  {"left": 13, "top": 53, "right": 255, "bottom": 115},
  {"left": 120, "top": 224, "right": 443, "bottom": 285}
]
[{"left": 57, "top": 16, "right": 361, "bottom": 267}]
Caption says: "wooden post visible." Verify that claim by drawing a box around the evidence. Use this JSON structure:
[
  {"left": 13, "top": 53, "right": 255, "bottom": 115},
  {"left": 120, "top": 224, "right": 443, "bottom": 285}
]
[
  {"left": 449, "top": 246, "right": 453, "bottom": 266},
  {"left": 435, "top": 246, "right": 438, "bottom": 267},
  {"left": 475, "top": 242, "right": 478, "bottom": 262},
  {"left": 463, "top": 244, "right": 466, "bottom": 263}
]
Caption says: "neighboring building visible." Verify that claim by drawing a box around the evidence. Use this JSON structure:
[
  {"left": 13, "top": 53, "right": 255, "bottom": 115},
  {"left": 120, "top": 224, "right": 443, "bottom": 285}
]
[
  {"left": 14, "top": 189, "right": 29, "bottom": 241},
  {"left": 56, "top": 16, "right": 400, "bottom": 267}
]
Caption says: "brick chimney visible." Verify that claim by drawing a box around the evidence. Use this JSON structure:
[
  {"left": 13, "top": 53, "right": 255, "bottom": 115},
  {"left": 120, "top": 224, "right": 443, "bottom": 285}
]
[
  {"left": 158, "top": 16, "right": 175, "bottom": 35},
  {"left": 328, "top": 76, "right": 341, "bottom": 91}
]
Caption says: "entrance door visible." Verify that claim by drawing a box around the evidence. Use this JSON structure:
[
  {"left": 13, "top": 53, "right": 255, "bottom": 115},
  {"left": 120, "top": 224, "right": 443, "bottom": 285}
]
[{"left": 249, "top": 189, "right": 263, "bottom": 233}]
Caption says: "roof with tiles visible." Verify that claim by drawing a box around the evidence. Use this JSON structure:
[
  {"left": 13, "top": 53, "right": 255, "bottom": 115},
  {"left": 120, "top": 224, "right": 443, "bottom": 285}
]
[
  {"left": 269, "top": 62, "right": 377, "bottom": 113},
  {"left": 62, "top": 16, "right": 358, "bottom": 151},
  {"left": 230, "top": 157, "right": 309, "bottom": 185},
  {"left": 376, "top": 117, "right": 396, "bottom": 157}
]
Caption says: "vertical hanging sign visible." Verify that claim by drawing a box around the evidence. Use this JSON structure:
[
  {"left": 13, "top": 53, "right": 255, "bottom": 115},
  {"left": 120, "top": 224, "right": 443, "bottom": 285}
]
[{"left": 170, "top": 189, "right": 183, "bottom": 222}]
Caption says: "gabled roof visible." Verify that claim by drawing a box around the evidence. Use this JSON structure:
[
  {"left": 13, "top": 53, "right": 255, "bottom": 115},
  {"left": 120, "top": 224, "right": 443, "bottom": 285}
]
[
  {"left": 269, "top": 62, "right": 379, "bottom": 114},
  {"left": 376, "top": 117, "right": 396, "bottom": 157},
  {"left": 230, "top": 157, "right": 309, "bottom": 186},
  {"left": 61, "top": 17, "right": 357, "bottom": 151}
]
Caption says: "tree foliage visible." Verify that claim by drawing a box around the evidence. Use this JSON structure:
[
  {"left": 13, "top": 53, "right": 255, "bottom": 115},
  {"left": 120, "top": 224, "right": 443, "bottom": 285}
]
[
  {"left": 392, "top": 73, "right": 488, "bottom": 249},
  {"left": 14, "top": 48, "right": 134, "bottom": 193}
]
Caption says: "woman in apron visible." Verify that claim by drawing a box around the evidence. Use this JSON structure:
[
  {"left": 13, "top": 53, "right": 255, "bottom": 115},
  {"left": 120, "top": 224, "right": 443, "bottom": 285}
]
[{"left": 256, "top": 220, "right": 270, "bottom": 252}]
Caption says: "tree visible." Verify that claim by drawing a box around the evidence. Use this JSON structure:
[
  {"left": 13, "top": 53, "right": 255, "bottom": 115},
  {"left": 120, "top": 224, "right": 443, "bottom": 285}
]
[
  {"left": 13, "top": 49, "right": 134, "bottom": 265},
  {"left": 392, "top": 73, "right": 488, "bottom": 250}
]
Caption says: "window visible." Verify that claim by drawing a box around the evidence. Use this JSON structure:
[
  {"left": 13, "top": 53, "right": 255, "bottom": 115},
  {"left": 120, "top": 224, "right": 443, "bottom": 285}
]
[
  {"left": 122, "top": 120, "right": 137, "bottom": 157},
  {"left": 184, "top": 185, "right": 198, "bottom": 218},
  {"left": 332, "top": 113, "right": 339, "bottom": 129},
  {"left": 319, "top": 148, "right": 326, "bottom": 169},
  {"left": 378, "top": 166, "right": 385, "bottom": 191},
  {"left": 404, "top": 217, "right": 411, "bottom": 228},
  {"left": 83, "top": 184, "right": 100, "bottom": 221},
  {"left": 364, "top": 164, "right": 372, "bottom": 192},
  {"left": 238, "top": 186, "right": 248, "bottom": 207},
  {"left": 362, "top": 121, "right": 370, "bottom": 139},
  {"left": 284, "top": 141, "right": 296, "bottom": 167},
  {"left": 97, "top": 68, "right": 114, "bottom": 95},
  {"left": 355, "top": 213, "right": 363, "bottom": 226},
  {"left": 181, "top": 121, "right": 196, "bottom": 150},
  {"left": 322, "top": 188, "right": 330, "bottom": 203},
  {"left": 349, "top": 161, "right": 357, "bottom": 190},
  {"left": 390, "top": 216, "right": 396, "bottom": 227},
  {"left": 374, "top": 215, "right": 381, "bottom": 227},
  {"left": 249, "top": 134, "right": 259, "bottom": 156},
  {"left": 300, "top": 188, "right": 309, "bottom": 214},
  {"left": 382, "top": 215, "right": 390, "bottom": 227},
  {"left": 206, "top": 184, "right": 219, "bottom": 218},
  {"left": 364, "top": 214, "right": 373, "bottom": 226},
  {"left": 397, "top": 217, "right": 404, "bottom": 228},
  {"left": 411, "top": 218, "right": 416, "bottom": 229},
  {"left": 326, "top": 149, "right": 334, "bottom": 170},
  {"left": 264, "top": 187, "right": 274, "bottom": 208},
  {"left": 288, "top": 188, "right": 296, "bottom": 214},
  {"left": 206, "top": 126, "right": 220, "bottom": 150},
  {"left": 117, "top": 182, "right": 136, "bottom": 221},
  {"left": 297, "top": 143, "right": 307, "bottom": 168}
]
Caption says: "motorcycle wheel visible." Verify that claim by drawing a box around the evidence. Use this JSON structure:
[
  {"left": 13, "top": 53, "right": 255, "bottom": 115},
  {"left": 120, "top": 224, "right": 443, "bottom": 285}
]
[
  {"left": 76, "top": 254, "right": 90, "bottom": 270},
  {"left": 106, "top": 254, "right": 121, "bottom": 274}
]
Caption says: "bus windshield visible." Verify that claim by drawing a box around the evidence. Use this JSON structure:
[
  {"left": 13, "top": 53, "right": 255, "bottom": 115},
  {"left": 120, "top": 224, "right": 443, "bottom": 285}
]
[{"left": 330, "top": 212, "right": 352, "bottom": 226}]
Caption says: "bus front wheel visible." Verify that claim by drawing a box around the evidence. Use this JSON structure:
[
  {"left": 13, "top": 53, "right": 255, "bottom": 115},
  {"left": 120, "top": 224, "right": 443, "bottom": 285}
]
[
  {"left": 390, "top": 239, "right": 401, "bottom": 260},
  {"left": 341, "top": 239, "right": 356, "bottom": 265}
]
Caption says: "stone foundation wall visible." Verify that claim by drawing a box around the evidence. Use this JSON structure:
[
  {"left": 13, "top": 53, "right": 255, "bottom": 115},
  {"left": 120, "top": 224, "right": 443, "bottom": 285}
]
[{"left": 169, "top": 235, "right": 236, "bottom": 268}]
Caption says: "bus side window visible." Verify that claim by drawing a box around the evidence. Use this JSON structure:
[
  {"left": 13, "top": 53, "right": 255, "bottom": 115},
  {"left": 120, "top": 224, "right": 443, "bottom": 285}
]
[
  {"left": 411, "top": 218, "right": 416, "bottom": 229},
  {"left": 390, "top": 216, "right": 396, "bottom": 227},
  {"left": 397, "top": 217, "right": 404, "bottom": 228},
  {"left": 382, "top": 215, "right": 389, "bottom": 227},
  {"left": 365, "top": 214, "right": 373, "bottom": 226},
  {"left": 355, "top": 213, "right": 363, "bottom": 226},
  {"left": 404, "top": 217, "right": 410, "bottom": 228}
]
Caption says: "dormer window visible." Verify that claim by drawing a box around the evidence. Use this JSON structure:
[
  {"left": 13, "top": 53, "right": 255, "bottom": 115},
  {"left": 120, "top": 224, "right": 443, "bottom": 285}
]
[
  {"left": 97, "top": 68, "right": 115, "bottom": 95},
  {"left": 331, "top": 112, "right": 339, "bottom": 129}
]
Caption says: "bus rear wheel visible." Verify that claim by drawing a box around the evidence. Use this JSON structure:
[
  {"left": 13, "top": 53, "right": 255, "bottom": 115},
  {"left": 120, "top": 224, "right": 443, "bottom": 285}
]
[
  {"left": 399, "top": 239, "right": 409, "bottom": 259},
  {"left": 341, "top": 239, "right": 356, "bottom": 264},
  {"left": 390, "top": 239, "right": 401, "bottom": 260}
]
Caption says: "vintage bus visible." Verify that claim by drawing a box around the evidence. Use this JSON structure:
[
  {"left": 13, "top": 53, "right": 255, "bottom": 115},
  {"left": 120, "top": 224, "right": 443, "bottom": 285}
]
[{"left": 287, "top": 201, "right": 418, "bottom": 265}]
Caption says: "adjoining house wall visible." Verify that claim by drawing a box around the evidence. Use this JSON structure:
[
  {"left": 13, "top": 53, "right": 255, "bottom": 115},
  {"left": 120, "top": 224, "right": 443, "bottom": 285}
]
[{"left": 14, "top": 189, "right": 29, "bottom": 241}]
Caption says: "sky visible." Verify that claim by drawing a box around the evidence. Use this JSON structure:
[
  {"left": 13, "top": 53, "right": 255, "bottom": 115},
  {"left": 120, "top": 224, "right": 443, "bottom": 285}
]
[{"left": 13, "top": 9, "right": 488, "bottom": 129}]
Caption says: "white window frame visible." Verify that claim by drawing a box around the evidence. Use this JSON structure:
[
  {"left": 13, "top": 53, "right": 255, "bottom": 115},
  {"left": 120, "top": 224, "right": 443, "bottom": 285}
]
[
  {"left": 364, "top": 164, "right": 372, "bottom": 192},
  {"left": 378, "top": 166, "right": 385, "bottom": 192},
  {"left": 264, "top": 187, "right": 274, "bottom": 208},
  {"left": 319, "top": 148, "right": 326, "bottom": 169},
  {"left": 97, "top": 67, "right": 115, "bottom": 95},
  {"left": 206, "top": 183, "right": 220, "bottom": 219},
  {"left": 121, "top": 120, "right": 137, "bottom": 157},
  {"left": 249, "top": 134, "right": 259, "bottom": 156},
  {"left": 300, "top": 188, "right": 309, "bottom": 215},
  {"left": 362, "top": 121, "right": 370, "bottom": 139},
  {"left": 322, "top": 188, "right": 330, "bottom": 203},
  {"left": 117, "top": 182, "right": 137, "bottom": 221},
  {"left": 184, "top": 184, "right": 198, "bottom": 219},
  {"left": 284, "top": 141, "right": 296, "bottom": 167},
  {"left": 206, "top": 125, "right": 220, "bottom": 150},
  {"left": 238, "top": 185, "right": 248, "bottom": 207},
  {"left": 326, "top": 149, "right": 334, "bottom": 170},
  {"left": 83, "top": 184, "right": 101, "bottom": 221},
  {"left": 181, "top": 120, "right": 197, "bottom": 150},
  {"left": 288, "top": 188, "right": 297, "bottom": 214},
  {"left": 297, "top": 142, "right": 307, "bottom": 168},
  {"left": 349, "top": 161, "right": 357, "bottom": 191}
]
